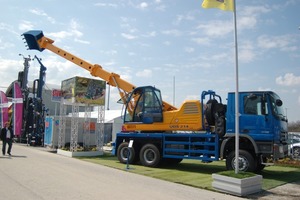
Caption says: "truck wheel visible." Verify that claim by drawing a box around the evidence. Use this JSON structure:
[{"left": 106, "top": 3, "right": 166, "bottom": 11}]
[
  {"left": 117, "top": 142, "right": 135, "bottom": 164},
  {"left": 139, "top": 144, "right": 161, "bottom": 167},
  {"left": 226, "top": 150, "right": 256, "bottom": 172}
]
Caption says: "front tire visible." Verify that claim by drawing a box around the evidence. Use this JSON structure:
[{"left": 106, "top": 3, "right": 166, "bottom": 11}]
[
  {"left": 117, "top": 142, "right": 136, "bottom": 164},
  {"left": 139, "top": 144, "right": 161, "bottom": 167},
  {"left": 226, "top": 150, "right": 256, "bottom": 172}
]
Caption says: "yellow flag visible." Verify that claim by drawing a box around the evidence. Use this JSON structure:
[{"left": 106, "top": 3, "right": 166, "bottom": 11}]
[{"left": 202, "top": 0, "right": 234, "bottom": 11}]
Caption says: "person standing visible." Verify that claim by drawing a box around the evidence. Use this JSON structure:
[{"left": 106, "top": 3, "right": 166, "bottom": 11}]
[{"left": 1, "top": 122, "right": 14, "bottom": 156}]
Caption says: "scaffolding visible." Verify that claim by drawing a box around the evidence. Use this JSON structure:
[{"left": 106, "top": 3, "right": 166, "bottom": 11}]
[{"left": 57, "top": 100, "right": 105, "bottom": 152}]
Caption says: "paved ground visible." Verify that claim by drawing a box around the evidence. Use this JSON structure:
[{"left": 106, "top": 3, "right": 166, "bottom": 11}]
[
  {"left": 1, "top": 143, "right": 243, "bottom": 200},
  {"left": 249, "top": 180, "right": 300, "bottom": 200},
  {"left": 1, "top": 143, "right": 299, "bottom": 200}
]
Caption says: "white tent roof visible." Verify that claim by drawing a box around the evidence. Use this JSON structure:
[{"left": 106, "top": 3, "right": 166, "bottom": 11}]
[{"left": 69, "top": 109, "right": 123, "bottom": 123}]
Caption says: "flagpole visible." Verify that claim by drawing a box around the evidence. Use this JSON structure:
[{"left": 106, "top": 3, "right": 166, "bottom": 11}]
[{"left": 233, "top": 0, "right": 240, "bottom": 174}]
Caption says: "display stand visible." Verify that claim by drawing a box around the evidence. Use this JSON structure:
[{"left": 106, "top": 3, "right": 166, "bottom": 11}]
[
  {"left": 57, "top": 99, "right": 104, "bottom": 157},
  {"left": 126, "top": 140, "right": 134, "bottom": 170}
]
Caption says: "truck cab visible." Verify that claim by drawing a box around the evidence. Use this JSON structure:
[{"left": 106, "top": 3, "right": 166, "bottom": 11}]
[{"left": 222, "top": 91, "right": 289, "bottom": 170}]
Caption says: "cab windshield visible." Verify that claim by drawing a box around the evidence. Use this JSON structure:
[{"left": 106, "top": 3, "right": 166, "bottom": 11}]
[{"left": 269, "top": 93, "right": 285, "bottom": 120}]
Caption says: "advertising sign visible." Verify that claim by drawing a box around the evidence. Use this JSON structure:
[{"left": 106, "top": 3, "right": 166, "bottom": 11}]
[
  {"left": 51, "top": 89, "right": 62, "bottom": 102},
  {"left": 61, "top": 76, "right": 106, "bottom": 105}
]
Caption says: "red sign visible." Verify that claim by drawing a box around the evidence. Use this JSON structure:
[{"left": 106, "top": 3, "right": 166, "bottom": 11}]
[{"left": 51, "top": 89, "right": 62, "bottom": 102}]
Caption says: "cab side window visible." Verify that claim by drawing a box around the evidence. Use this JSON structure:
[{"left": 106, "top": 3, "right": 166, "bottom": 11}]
[{"left": 244, "top": 95, "right": 264, "bottom": 115}]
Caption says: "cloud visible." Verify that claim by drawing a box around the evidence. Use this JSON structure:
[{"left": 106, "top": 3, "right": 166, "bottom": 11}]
[
  {"left": 197, "top": 20, "right": 233, "bottom": 37},
  {"left": 48, "top": 30, "right": 73, "bottom": 39},
  {"left": 40, "top": 56, "right": 90, "bottom": 85},
  {"left": 136, "top": 69, "right": 152, "bottom": 78},
  {"left": 238, "top": 16, "right": 257, "bottom": 30},
  {"left": 174, "top": 13, "right": 195, "bottom": 25},
  {"left": 0, "top": 23, "right": 19, "bottom": 35},
  {"left": 121, "top": 33, "right": 137, "bottom": 40},
  {"left": 143, "top": 31, "right": 156, "bottom": 37},
  {"left": 163, "top": 41, "right": 171, "bottom": 46},
  {"left": 18, "top": 20, "right": 34, "bottom": 31},
  {"left": 191, "top": 37, "right": 210, "bottom": 45},
  {"left": 94, "top": 3, "right": 118, "bottom": 8},
  {"left": 276, "top": 73, "right": 300, "bottom": 86},
  {"left": 101, "top": 50, "right": 118, "bottom": 56},
  {"left": 103, "top": 60, "right": 117, "bottom": 66},
  {"left": 241, "top": 5, "right": 271, "bottom": 16},
  {"left": 47, "top": 19, "right": 89, "bottom": 43},
  {"left": 128, "top": 52, "right": 136, "bottom": 56},
  {"left": 29, "top": 9, "right": 55, "bottom": 24},
  {"left": 239, "top": 49, "right": 255, "bottom": 63},
  {"left": 139, "top": 2, "right": 148, "bottom": 10},
  {"left": 155, "top": 4, "right": 166, "bottom": 12},
  {"left": 74, "top": 38, "right": 90, "bottom": 44},
  {"left": 0, "top": 58, "right": 23, "bottom": 88},
  {"left": 257, "top": 34, "right": 297, "bottom": 52},
  {"left": 184, "top": 47, "right": 194, "bottom": 53},
  {"left": 239, "top": 41, "right": 255, "bottom": 63},
  {"left": 161, "top": 29, "right": 182, "bottom": 37},
  {"left": 0, "top": 39, "right": 14, "bottom": 49}
]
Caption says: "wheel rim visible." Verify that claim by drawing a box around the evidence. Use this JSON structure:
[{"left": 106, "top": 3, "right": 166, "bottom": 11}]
[
  {"left": 231, "top": 156, "right": 249, "bottom": 171},
  {"left": 143, "top": 149, "right": 156, "bottom": 164},
  {"left": 120, "top": 147, "right": 129, "bottom": 161}
]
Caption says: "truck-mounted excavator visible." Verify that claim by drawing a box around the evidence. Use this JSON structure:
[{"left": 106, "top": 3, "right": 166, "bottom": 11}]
[
  {"left": 22, "top": 30, "right": 288, "bottom": 172},
  {"left": 22, "top": 30, "right": 212, "bottom": 134}
]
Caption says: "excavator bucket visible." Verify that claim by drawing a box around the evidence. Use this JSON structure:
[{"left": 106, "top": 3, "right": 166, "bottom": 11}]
[{"left": 22, "top": 30, "right": 45, "bottom": 52}]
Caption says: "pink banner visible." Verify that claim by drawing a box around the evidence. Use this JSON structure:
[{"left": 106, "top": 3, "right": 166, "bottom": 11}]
[
  {"left": 13, "top": 82, "right": 23, "bottom": 137},
  {"left": 0, "top": 90, "right": 9, "bottom": 128}
]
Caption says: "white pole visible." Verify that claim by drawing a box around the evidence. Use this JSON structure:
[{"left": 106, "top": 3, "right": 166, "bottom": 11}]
[
  {"left": 173, "top": 76, "right": 175, "bottom": 106},
  {"left": 233, "top": 0, "right": 240, "bottom": 174}
]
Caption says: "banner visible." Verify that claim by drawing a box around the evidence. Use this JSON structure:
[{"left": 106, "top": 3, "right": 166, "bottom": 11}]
[
  {"left": 13, "top": 82, "right": 23, "bottom": 137},
  {"left": 0, "top": 90, "right": 9, "bottom": 128}
]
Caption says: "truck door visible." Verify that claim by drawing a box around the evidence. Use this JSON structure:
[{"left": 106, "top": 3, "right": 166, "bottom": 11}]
[{"left": 240, "top": 93, "right": 272, "bottom": 139}]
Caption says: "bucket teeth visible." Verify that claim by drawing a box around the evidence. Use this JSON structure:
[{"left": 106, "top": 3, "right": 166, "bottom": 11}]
[{"left": 22, "top": 30, "right": 45, "bottom": 52}]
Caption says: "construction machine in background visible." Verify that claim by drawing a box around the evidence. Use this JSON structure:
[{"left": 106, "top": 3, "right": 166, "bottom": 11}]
[
  {"left": 10, "top": 54, "right": 47, "bottom": 145},
  {"left": 22, "top": 30, "right": 288, "bottom": 172}
]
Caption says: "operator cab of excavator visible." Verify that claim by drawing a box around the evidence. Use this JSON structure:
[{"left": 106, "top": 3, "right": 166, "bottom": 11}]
[{"left": 124, "top": 86, "right": 163, "bottom": 124}]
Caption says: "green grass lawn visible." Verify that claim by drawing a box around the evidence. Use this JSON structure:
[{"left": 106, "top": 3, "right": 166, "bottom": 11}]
[{"left": 78, "top": 154, "right": 300, "bottom": 191}]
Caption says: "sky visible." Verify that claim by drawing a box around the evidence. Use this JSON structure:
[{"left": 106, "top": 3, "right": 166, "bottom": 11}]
[{"left": 0, "top": 0, "right": 300, "bottom": 122}]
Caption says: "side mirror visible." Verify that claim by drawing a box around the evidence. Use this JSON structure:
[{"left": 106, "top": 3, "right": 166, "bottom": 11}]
[{"left": 276, "top": 99, "right": 283, "bottom": 107}]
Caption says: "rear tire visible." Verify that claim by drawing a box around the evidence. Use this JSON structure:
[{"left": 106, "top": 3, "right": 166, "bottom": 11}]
[
  {"left": 139, "top": 144, "right": 161, "bottom": 167},
  {"left": 117, "top": 142, "right": 135, "bottom": 164},
  {"left": 226, "top": 150, "right": 256, "bottom": 172}
]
